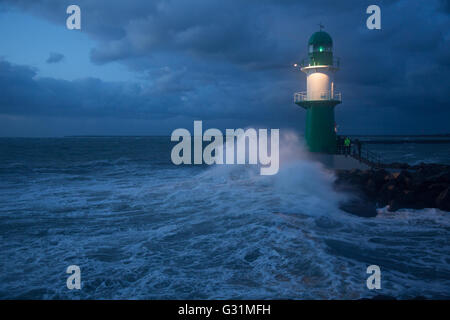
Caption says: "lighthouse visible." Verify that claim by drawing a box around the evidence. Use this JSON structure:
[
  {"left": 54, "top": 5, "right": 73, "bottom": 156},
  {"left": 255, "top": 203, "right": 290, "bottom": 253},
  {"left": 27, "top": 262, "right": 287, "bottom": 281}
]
[{"left": 294, "top": 28, "right": 341, "bottom": 153}]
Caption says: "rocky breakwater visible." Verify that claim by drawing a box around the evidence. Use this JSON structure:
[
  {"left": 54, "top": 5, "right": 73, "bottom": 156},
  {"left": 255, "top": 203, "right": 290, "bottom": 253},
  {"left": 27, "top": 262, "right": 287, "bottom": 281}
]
[{"left": 334, "top": 163, "right": 450, "bottom": 217}]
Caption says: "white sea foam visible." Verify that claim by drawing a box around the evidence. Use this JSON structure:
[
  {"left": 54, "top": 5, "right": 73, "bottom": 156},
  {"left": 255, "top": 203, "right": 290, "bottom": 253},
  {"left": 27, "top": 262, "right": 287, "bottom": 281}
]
[{"left": 0, "top": 136, "right": 449, "bottom": 299}]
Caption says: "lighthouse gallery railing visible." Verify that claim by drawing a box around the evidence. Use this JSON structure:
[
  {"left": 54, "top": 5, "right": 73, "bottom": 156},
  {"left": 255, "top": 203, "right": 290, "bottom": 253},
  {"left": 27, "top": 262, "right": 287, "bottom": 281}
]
[
  {"left": 294, "top": 91, "right": 342, "bottom": 103},
  {"left": 299, "top": 57, "right": 341, "bottom": 68}
]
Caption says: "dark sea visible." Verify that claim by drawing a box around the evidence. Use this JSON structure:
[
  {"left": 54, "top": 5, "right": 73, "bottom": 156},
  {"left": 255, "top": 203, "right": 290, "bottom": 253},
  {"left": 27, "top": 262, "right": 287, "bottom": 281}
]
[{"left": 0, "top": 135, "right": 449, "bottom": 299}]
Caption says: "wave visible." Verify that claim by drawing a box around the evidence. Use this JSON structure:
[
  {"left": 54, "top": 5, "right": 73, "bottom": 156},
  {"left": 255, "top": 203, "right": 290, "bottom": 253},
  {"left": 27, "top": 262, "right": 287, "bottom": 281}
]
[{"left": 0, "top": 134, "right": 449, "bottom": 299}]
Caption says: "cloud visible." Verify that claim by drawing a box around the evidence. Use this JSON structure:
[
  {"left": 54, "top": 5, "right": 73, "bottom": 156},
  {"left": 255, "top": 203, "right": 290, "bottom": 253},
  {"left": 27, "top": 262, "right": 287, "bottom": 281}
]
[
  {"left": 0, "top": 59, "right": 298, "bottom": 121},
  {"left": 0, "top": 0, "right": 449, "bottom": 135},
  {"left": 0, "top": 59, "right": 168, "bottom": 119},
  {"left": 46, "top": 52, "right": 64, "bottom": 64}
]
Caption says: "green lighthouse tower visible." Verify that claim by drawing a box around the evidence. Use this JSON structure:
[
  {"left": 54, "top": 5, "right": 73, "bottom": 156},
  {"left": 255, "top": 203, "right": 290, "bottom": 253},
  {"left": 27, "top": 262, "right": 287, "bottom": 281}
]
[{"left": 294, "top": 28, "right": 341, "bottom": 153}]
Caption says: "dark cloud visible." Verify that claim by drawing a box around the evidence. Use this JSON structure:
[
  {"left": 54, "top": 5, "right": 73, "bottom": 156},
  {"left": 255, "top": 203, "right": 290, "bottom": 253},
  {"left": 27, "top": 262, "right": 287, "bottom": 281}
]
[
  {"left": 0, "top": 0, "right": 449, "bottom": 135},
  {"left": 46, "top": 52, "right": 64, "bottom": 64},
  {"left": 0, "top": 59, "right": 173, "bottom": 119},
  {"left": 0, "top": 59, "right": 298, "bottom": 122},
  {"left": 439, "top": 0, "right": 450, "bottom": 13}
]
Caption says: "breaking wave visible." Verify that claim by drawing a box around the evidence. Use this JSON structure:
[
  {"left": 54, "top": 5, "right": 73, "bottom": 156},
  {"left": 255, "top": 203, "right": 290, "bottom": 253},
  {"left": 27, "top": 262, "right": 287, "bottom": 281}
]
[{"left": 0, "top": 135, "right": 449, "bottom": 299}]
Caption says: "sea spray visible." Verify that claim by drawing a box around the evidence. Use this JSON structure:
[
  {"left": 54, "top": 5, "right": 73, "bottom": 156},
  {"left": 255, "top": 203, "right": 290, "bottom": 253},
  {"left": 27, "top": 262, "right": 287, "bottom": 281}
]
[
  {"left": 203, "top": 130, "right": 346, "bottom": 216},
  {"left": 1, "top": 137, "right": 449, "bottom": 299},
  {"left": 171, "top": 121, "right": 279, "bottom": 175}
]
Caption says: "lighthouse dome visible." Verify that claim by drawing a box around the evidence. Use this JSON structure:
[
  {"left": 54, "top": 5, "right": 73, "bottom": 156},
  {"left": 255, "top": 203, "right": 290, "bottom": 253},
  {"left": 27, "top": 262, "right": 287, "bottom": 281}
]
[
  {"left": 307, "top": 31, "right": 333, "bottom": 66},
  {"left": 308, "top": 31, "right": 333, "bottom": 46}
]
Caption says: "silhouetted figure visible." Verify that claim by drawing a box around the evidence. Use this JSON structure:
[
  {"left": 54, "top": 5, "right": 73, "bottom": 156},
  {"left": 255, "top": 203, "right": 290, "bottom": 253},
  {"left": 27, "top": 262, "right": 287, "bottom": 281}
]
[{"left": 344, "top": 137, "right": 351, "bottom": 156}]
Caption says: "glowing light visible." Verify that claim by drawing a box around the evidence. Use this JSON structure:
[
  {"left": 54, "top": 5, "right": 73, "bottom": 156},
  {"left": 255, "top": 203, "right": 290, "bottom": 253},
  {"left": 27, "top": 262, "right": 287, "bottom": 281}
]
[{"left": 293, "top": 63, "right": 298, "bottom": 67}]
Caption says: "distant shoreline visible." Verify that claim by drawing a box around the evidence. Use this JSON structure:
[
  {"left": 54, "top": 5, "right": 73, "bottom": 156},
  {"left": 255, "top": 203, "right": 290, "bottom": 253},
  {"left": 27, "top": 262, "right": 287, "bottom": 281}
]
[
  {"left": 0, "top": 134, "right": 450, "bottom": 140},
  {"left": 361, "top": 139, "right": 450, "bottom": 144},
  {"left": 352, "top": 134, "right": 450, "bottom": 137}
]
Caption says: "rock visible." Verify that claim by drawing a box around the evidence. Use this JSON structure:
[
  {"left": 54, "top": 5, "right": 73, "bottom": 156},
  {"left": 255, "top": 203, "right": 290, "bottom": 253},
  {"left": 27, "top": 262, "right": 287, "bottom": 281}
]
[
  {"left": 378, "top": 182, "right": 399, "bottom": 206},
  {"left": 388, "top": 190, "right": 417, "bottom": 212},
  {"left": 334, "top": 170, "right": 367, "bottom": 193},
  {"left": 346, "top": 169, "right": 367, "bottom": 186},
  {"left": 436, "top": 187, "right": 450, "bottom": 211},
  {"left": 410, "top": 171, "right": 426, "bottom": 189},
  {"left": 401, "top": 189, "right": 416, "bottom": 205},
  {"left": 339, "top": 197, "right": 378, "bottom": 218},
  {"left": 372, "top": 169, "right": 388, "bottom": 188},
  {"left": 381, "top": 162, "right": 410, "bottom": 170},
  {"left": 422, "top": 183, "right": 448, "bottom": 203},
  {"left": 412, "top": 163, "right": 450, "bottom": 176},
  {"left": 395, "top": 170, "right": 413, "bottom": 188},
  {"left": 388, "top": 199, "right": 401, "bottom": 212},
  {"left": 425, "top": 171, "right": 450, "bottom": 184},
  {"left": 365, "top": 178, "right": 377, "bottom": 195},
  {"left": 333, "top": 164, "right": 450, "bottom": 213}
]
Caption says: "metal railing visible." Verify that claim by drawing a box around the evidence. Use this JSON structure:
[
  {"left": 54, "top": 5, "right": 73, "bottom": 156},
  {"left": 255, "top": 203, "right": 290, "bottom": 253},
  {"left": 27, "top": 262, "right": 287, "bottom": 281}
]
[
  {"left": 294, "top": 91, "right": 342, "bottom": 103},
  {"left": 353, "top": 146, "right": 382, "bottom": 168},
  {"left": 336, "top": 137, "right": 383, "bottom": 168},
  {"left": 298, "top": 57, "right": 340, "bottom": 69}
]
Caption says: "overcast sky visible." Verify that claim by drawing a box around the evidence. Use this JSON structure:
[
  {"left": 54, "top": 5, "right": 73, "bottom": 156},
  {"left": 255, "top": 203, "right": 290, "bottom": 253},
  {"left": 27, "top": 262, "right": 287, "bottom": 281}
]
[{"left": 0, "top": 0, "right": 449, "bottom": 136}]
